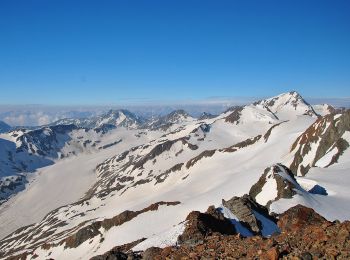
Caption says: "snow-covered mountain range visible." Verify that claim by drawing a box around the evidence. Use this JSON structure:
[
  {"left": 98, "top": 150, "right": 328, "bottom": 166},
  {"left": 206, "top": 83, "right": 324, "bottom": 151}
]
[{"left": 0, "top": 91, "right": 349, "bottom": 259}]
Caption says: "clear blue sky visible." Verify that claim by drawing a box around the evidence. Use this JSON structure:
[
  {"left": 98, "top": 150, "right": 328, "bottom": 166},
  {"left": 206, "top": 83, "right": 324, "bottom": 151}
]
[{"left": 0, "top": 0, "right": 349, "bottom": 105}]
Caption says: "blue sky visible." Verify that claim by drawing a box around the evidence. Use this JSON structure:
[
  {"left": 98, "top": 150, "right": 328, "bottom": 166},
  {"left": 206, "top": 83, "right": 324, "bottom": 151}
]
[{"left": 0, "top": 0, "right": 349, "bottom": 105}]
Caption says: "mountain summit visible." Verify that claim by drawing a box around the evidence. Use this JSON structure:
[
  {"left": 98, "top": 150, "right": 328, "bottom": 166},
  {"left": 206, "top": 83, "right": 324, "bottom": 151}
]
[
  {"left": 254, "top": 91, "right": 318, "bottom": 120},
  {"left": 51, "top": 109, "right": 142, "bottom": 129}
]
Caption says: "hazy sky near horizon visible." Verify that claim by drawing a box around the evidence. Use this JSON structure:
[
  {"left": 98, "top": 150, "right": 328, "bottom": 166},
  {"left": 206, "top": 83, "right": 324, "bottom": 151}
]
[{"left": 0, "top": 0, "right": 349, "bottom": 105}]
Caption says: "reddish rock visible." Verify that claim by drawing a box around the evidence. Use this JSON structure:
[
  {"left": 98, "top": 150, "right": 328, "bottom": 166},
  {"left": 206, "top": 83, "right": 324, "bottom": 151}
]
[
  {"left": 177, "top": 205, "right": 236, "bottom": 245},
  {"left": 152, "top": 204, "right": 350, "bottom": 259}
]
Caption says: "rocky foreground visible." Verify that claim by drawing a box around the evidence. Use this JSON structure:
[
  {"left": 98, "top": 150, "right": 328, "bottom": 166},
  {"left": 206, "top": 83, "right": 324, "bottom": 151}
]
[{"left": 92, "top": 204, "right": 350, "bottom": 260}]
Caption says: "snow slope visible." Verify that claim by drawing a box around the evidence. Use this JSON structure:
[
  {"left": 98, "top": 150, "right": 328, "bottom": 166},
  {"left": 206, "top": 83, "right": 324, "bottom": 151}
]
[
  {"left": 1, "top": 92, "right": 350, "bottom": 259},
  {"left": 0, "top": 128, "right": 162, "bottom": 239},
  {"left": 0, "top": 115, "right": 316, "bottom": 259}
]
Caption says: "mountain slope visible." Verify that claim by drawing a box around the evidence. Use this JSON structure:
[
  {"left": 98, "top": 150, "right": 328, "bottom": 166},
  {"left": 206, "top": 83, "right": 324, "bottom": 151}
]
[
  {"left": 1, "top": 92, "right": 350, "bottom": 259},
  {"left": 0, "top": 121, "right": 11, "bottom": 133},
  {"left": 0, "top": 114, "right": 316, "bottom": 258}
]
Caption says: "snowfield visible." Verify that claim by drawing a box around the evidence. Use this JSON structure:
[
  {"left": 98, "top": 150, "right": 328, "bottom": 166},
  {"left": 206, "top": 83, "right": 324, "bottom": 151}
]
[{"left": 0, "top": 92, "right": 349, "bottom": 260}]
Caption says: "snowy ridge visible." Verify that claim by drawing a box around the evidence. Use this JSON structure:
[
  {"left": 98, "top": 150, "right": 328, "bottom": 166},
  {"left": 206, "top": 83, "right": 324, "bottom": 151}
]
[
  {"left": 254, "top": 91, "right": 318, "bottom": 120},
  {"left": 289, "top": 110, "right": 350, "bottom": 176},
  {"left": 249, "top": 163, "right": 327, "bottom": 211},
  {"left": 313, "top": 104, "right": 335, "bottom": 116},
  {"left": 1, "top": 92, "right": 350, "bottom": 259},
  {"left": 143, "top": 109, "right": 196, "bottom": 131},
  {"left": 50, "top": 109, "right": 143, "bottom": 129}
]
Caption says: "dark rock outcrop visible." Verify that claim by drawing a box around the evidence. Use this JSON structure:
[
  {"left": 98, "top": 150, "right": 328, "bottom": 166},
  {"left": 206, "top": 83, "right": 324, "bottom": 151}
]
[
  {"left": 198, "top": 112, "right": 216, "bottom": 120},
  {"left": 221, "top": 135, "right": 262, "bottom": 153},
  {"left": 177, "top": 206, "right": 236, "bottom": 245},
  {"left": 185, "top": 150, "right": 216, "bottom": 169},
  {"left": 222, "top": 194, "right": 275, "bottom": 235},
  {"left": 90, "top": 239, "right": 145, "bottom": 260},
  {"left": 154, "top": 205, "right": 350, "bottom": 259},
  {"left": 225, "top": 106, "right": 244, "bottom": 124}
]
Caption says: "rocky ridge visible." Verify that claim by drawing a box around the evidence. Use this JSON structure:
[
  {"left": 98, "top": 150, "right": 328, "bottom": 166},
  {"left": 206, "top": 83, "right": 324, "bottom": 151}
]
[
  {"left": 91, "top": 202, "right": 350, "bottom": 260},
  {"left": 290, "top": 110, "right": 350, "bottom": 175}
]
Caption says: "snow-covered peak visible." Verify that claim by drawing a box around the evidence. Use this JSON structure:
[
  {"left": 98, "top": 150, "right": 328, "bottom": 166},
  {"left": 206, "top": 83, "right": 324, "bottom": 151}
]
[
  {"left": 96, "top": 109, "right": 142, "bottom": 129},
  {"left": 165, "top": 110, "right": 192, "bottom": 123},
  {"left": 144, "top": 109, "right": 195, "bottom": 130},
  {"left": 198, "top": 112, "right": 217, "bottom": 120},
  {"left": 254, "top": 91, "right": 317, "bottom": 120},
  {"left": 312, "top": 104, "right": 335, "bottom": 116},
  {"left": 50, "top": 109, "right": 143, "bottom": 129}
]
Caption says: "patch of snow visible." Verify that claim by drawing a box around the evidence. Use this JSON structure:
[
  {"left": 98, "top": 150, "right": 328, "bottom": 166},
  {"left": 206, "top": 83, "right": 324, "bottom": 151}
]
[
  {"left": 315, "top": 147, "right": 338, "bottom": 167},
  {"left": 255, "top": 169, "right": 278, "bottom": 206},
  {"left": 132, "top": 222, "right": 186, "bottom": 251}
]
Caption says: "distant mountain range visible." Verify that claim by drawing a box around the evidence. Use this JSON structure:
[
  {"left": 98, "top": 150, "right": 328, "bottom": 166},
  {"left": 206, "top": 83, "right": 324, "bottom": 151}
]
[{"left": 1, "top": 95, "right": 349, "bottom": 128}]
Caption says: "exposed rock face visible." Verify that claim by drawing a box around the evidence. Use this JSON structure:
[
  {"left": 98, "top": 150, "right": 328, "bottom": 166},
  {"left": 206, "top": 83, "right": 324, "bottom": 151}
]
[
  {"left": 185, "top": 150, "right": 215, "bottom": 169},
  {"left": 90, "top": 239, "right": 145, "bottom": 260},
  {"left": 277, "top": 204, "right": 329, "bottom": 232},
  {"left": 222, "top": 194, "right": 274, "bottom": 235},
  {"left": 0, "top": 175, "right": 27, "bottom": 204},
  {"left": 177, "top": 206, "right": 236, "bottom": 245},
  {"left": 15, "top": 124, "right": 78, "bottom": 157},
  {"left": 221, "top": 135, "right": 262, "bottom": 152},
  {"left": 225, "top": 106, "right": 244, "bottom": 124},
  {"left": 141, "top": 247, "right": 163, "bottom": 260},
  {"left": 133, "top": 137, "right": 198, "bottom": 171},
  {"left": 249, "top": 164, "right": 300, "bottom": 207},
  {"left": 190, "top": 123, "right": 210, "bottom": 136},
  {"left": 153, "top": 205, "right": 350, "bottom": 259},
  {"left": 263, "top": 121, "right": 287, "bottom": 142},
  {"left": 198, "top": 112, "right": 216, "bottom": 120},
  {"left": 290, "top": 110, "right": 350, "bottom": 176}
]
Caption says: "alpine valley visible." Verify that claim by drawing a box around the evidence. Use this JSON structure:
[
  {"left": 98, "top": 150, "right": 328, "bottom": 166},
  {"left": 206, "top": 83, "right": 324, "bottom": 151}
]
[{"left": 1, "top": 91, "right": 350, "bottom": 259}]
